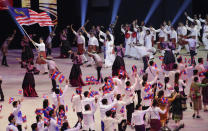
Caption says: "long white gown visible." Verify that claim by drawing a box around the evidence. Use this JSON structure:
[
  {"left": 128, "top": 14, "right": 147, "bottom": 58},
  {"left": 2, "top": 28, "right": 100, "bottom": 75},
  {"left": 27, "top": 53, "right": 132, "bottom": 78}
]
[{"left": 100, "top": 39, "right": 115, "bottom": 67}]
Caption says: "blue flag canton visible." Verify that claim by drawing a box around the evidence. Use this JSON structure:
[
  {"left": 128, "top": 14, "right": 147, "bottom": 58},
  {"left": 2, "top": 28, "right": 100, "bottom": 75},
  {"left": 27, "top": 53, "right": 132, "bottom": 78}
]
[{"left": 10, "top": 7, "right": 30, "bottom": 18}]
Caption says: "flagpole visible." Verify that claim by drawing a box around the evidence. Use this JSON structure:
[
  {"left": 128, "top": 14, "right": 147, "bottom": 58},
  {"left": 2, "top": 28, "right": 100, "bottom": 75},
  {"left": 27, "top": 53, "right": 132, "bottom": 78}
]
[{"left": 19, "top": 25, "right": 38, "bottom": 50}]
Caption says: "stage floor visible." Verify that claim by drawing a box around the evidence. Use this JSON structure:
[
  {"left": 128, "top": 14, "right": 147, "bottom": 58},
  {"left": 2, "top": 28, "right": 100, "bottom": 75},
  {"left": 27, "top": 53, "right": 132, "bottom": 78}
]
[{"left": 0, "top": 47, "right": 208, "bottom": 131}]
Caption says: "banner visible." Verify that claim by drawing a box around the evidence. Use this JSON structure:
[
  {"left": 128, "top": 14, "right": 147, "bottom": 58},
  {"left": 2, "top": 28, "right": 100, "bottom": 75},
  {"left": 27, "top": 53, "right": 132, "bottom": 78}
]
[
  {"left": 0, "top": 0, "right": 13, "bottom": 10},
  {"left": 39, "top": 0, "right": 57, "bottom": 25}
]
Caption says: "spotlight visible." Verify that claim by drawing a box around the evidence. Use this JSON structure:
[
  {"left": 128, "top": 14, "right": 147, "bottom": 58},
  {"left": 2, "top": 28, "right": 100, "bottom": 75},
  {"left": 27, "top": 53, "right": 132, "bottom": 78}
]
[
  {"left": 144, "top": 0, "right": 162, "bottom": 25},
  {"left": 171, "top": 0, "right": 191, "bottom": 26},
  {"left": 81, "top": 0, "right": 88, "bottom": 26},
  {"left": 110, "top": 0, "right": 121, "bottom": 24}
]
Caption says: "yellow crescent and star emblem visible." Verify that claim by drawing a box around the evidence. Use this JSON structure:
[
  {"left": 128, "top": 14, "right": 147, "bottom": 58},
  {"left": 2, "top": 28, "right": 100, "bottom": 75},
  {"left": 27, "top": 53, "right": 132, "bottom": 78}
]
[{"left": 14, "top": 9, "right": 26, "bottom": 16}]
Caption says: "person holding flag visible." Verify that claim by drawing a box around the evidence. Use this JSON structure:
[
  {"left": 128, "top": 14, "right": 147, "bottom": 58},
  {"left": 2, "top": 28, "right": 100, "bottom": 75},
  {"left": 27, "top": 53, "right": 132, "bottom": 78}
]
[
  {"left": 40, "top": 56, "right": 60, "bottom": 92},
  {"left": 30, "top": 37, "right": 48, "bottom": 74}
]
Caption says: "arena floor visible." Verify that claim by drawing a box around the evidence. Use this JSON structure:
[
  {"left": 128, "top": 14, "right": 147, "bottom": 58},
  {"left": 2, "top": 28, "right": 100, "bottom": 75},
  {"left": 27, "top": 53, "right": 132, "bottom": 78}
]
[{"left": 0, "top": 47, "right": 208, "bottom": 131}]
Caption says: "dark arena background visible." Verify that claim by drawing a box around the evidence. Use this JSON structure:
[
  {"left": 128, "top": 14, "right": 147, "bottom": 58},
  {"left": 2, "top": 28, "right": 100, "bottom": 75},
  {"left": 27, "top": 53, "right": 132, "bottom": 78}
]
[{"left": 0, "top": 0, "right": 208, "bottom": 48}]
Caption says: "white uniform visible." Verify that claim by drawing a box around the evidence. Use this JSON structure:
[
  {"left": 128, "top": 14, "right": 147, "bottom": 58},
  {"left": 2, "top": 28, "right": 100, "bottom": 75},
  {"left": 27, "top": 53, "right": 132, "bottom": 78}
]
[
  {"left": 6, "top": 124, "right": 18, "bottom": 131},
  {"left": 72, "top": 31, "right": 88, "bottom": 62},
  {"left": 121, "top": 28, "right": 132, "bottom": 56},
  {"left": 100, "top": 39, "right": 115, "bottom": 67},
  {"left": 202, "top": 25, "right": 208, "bottom": 49},
  {"left": 82, "top": 105, "right": 97, "bottom": 130},
  {"left": 72, "top": 94, "right": 83, "bottom": 113},
  {"left": 48, "top": 117, "right": 59, "bottom": 131},
  {"left": 51, "top": 85, "right": 68, "bottom": 107},
  {"left": 34, "top": 42, "right": 48, "bottom": 73},
  {"left": 177, "top": 26, "right": 190, "bottom": 53}
]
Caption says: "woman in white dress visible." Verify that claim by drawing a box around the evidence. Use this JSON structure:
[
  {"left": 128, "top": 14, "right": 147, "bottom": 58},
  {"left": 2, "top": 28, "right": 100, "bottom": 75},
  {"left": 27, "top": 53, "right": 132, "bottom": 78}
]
[{"left": 99, "top": 35, "right": 115, "bottom": 68}]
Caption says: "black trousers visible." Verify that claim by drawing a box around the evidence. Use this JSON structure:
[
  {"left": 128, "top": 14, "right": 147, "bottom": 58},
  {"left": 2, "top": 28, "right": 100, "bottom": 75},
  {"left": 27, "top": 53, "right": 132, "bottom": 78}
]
[
  {"left": 46, "top": 48, "right": 52, "bottom": 56},
  {"left": 135, "top": 124, "right": 145, "bottom": 131},
  {"left": 0, "top": 85, "right": 4, "bottom": 100},
  {"left": 190, "top": 50, "right": 196, "bottom": 65},
  {"left": 142, "top": 56, "right": 149, "bottom": 72},
  {"left": 74, "top": 112, "right": 83, "bottom": 128},
  {"left": 17, "top": 125, "right": 22, "bottom": 131},
  {"left": 135, "top": 90, "right": 141, "bottom": 105},
  {"left": 118, "top": 119, "right": 127, "bottom": 131},
  {"left": 1, "top": 54, "right": 8, "bottom": 65},
  {"left": 51, "top": 79, "right": 57, "bottom": 92},
  {"left": 126, "top": 102, "right": 134, "bottom": 123},
  {"left": 96, "top": 66, "right": 103, "bottom": 82}
]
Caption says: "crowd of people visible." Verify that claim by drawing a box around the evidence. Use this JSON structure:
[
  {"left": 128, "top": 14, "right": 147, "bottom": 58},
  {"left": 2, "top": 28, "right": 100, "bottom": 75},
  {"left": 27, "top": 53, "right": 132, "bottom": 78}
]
[{"left": 0, "top": 12, "right": 208, "bottom": 131}]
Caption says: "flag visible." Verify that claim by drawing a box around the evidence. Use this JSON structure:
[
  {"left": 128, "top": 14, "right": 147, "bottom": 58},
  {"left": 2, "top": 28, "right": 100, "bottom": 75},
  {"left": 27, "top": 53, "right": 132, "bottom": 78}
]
[
  {"left": 52, "top": 104, "right": 56, "bottom": 109},
  {"left": 86, "top": 76, "right": 91, "bottom": 85},
  {"left": 158, "top": 56, "right": 164, "bottom": 61},
  {"left": 161, "top": 97, "right": 168, "bottom": 104},
  {"left": 154, "top": 63, "right": 158, "bottom": 69},
  {"left": 184, "top": 57, "right": 187, "bottom": 63},
  {"left": 144, "top": 84, "right": 151, "bottom": 93},
  {"left": 199, "top": 71, "right": 206, "bottom": 77},
  {"left": 35, "top": 109, "right": 43, "bottom": 115},
  {"left": 9, "top": 97, "right": 15, "bottom": 104},
  {"left": 111, "top": 106, "right": 116, "bottom": 112},
  {"left": 76, "top": 87, "right": 82, "bottom": 95},
  {"left": 158, "top": 82, "right": 163, "bottom": 89},
  {"left": 126, "top": 87, "right": 131, "bottom": 91},
  {"left": 144, "top": 93, "right": 154, "bottom": 100},
  {"left": 0, "top": 105, "right": 2, "bottom": 112},
  {"left": 57, "top": 117, "right": 62, "bottom": 125},
  {"left": 89, "top": 91, "right": 99, "bottom": 97},
  {"left": 120, "top": 106, "right": 125, "bottom": 113},
  {"left": 132, "top": 65, "right": 137, "bottom": 72},
  {"left": 18, "top": 90, "right": 22, "bottom": 95},
  {"left": 51, "top": 71, "right": 60, "bottom": 80},
  {"left": 181, "top": 70, "right": 187, "bottom": 75},
  {"left": 9, "top": 7, "right": 53, "bottom": 26},
  {"left": 119, "top": 70, "right": 125, "bottom": 76},
  {"left": 42, "top": 94, "right": 48, "bottom": 99},
  {"left": 44, "top": 117, "right": 49, "bottom": 125},
  {"left": 22, "top": 115, "right": 27, "bottom": 123},
  {"left": 58, "top": 75, "right": 65, "bottom": 83}
]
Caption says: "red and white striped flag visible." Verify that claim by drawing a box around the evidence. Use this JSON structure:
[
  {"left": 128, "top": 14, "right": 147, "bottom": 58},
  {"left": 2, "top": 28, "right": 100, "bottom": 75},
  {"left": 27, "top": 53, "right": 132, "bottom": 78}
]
[{"left": 14, "top": 8, "right": 53, "bottom": 27}]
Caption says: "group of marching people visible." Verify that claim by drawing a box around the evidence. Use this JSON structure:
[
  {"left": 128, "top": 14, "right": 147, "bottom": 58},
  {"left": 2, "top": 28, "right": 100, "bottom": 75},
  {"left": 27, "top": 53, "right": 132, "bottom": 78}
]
[
  {"left": 1, "top": 12, "right": 208, "bottom": 131},
  {"left": 3, "top": 54, "right": 208, "bottom": 131}
]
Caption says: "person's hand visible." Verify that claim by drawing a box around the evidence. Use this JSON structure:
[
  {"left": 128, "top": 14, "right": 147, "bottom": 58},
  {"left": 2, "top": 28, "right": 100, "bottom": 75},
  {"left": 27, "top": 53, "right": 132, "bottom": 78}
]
[
  {"left": 199, "top": 14, "right": 201, "bottom": 18},
  {"left": 116, "top": 16, "right": 118, "bottom": 19},
  {"left": 156, "top": 71, "right": 159, "bottom": 75},
  {"left": 66, "top": 79, "right": 69, "bottom": 84},
  {"left": 73, "top": 108, "right": 75, "bottom": 112},
  {"left": 13, "top": 30, "right": 16, "bottom": 34},
  {"left": 184, "top": 12, "right": 188, "bottom": 17},
  {"left": 186, "top": 20, "right": 189, "bottom": 25}
]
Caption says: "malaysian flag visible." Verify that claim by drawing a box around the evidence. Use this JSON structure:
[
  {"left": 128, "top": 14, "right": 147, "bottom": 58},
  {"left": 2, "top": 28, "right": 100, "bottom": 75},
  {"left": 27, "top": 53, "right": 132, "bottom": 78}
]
[
  {"left": 58, "top": 75, "right": 65, "bottom": 84},
  {"left": 9, "top": 7, "right": 53, "bottom": 27}
]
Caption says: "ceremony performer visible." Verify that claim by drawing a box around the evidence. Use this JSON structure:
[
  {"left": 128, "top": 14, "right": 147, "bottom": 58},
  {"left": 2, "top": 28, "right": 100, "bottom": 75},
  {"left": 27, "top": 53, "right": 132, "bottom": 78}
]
[
  {"left": 1, "top": 30, "right": 16, "bottom": 67},
  {"left": 30, "top": 37, "right": 48, "bottom": 74},
  {"left": 68, "top": 51, "right": 85, "bottom": 87},
  {"left": 71, "top": 25, "right": 88, "bottom": 63}
]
